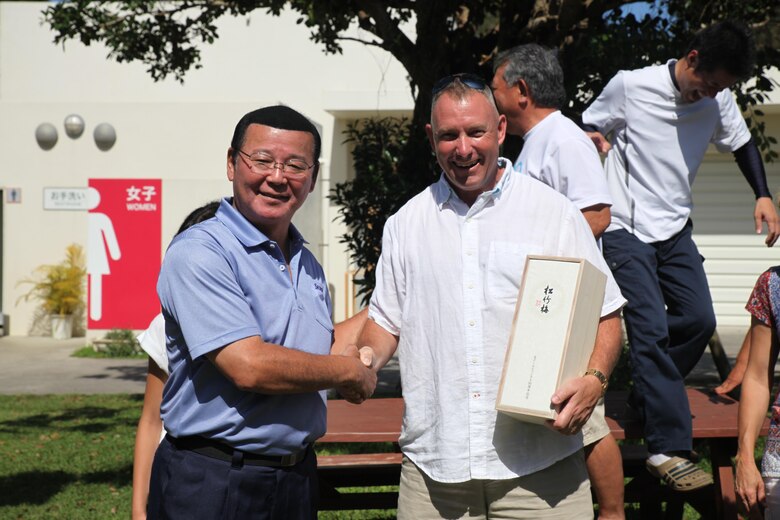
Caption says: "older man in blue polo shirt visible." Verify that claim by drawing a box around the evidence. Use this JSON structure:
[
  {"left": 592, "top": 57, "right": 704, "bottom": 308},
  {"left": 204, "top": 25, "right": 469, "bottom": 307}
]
[{"left": 147, "top": 105, "right": 376, "bottom": 519}]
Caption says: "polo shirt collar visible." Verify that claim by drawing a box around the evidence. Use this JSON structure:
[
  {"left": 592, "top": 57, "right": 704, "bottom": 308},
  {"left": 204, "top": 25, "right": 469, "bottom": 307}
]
[
  {"left": 433, "top": 157, "right": 514, "bottom": 210},
  {"left": 215, "top": 197, "right": 306, "bottom": 249}
]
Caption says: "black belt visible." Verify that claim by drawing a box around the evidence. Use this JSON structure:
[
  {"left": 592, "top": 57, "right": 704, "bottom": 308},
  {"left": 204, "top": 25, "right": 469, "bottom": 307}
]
[{"left": 166, "top": 434, "right": 308, "bottom": 467}]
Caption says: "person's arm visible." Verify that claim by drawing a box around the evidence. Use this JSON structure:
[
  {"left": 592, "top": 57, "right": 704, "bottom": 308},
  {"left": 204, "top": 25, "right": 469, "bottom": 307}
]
[
  {"left": 331, "top": 308, "right": 368, "bottom": 354},
  {"left": 549, "top": 311, "right": 622, "bottom": 433},
  {"left": 714, "top": 328, "right": 752, "bottom": 396},
  {"left": 735, "top": 139, "right": 779, "bottom": 247},
  {"left": 581, "top": 204, "right": 611, "bottom": 239},
  {"left": 754, "top": 197, "right": 779, "bottom": 247},
  {"left": 736, "top": 317, "right": 777, "bottom": 514},
  {"left": 159, "top": 236, "right": 376, "bottom": 402},
  {"left": 734, "top": 138, "right": 771, "bottom": 200},
  {"left": 131, "top": 360, "right": 167, "bottom": 520},
  {"left": 585, "top": 131, "right": 611, "bottom": 154},
  {"left": 206, "top": 335, "right": 376, "bottom": 402},
  {"left": 581, "top": 72, "right": 626, "bottom": 155},
  {"left": 354, "top": 318, "right": 400, "bottom": 373}
]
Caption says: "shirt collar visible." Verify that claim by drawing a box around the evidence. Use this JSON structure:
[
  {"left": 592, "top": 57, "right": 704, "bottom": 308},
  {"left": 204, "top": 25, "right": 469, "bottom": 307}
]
[
  {"left": 523, "top": 110, "right": 561, "bottom": 140},
  {"left": 432, "top": 157, "right": 515, "bottom": 210},
  {"left": 215, "top": 197, "right": 306, "bottom": 249}
]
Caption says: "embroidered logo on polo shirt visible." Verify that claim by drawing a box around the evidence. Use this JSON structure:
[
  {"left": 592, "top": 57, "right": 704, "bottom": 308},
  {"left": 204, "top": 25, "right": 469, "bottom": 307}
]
[{"left": 313, "top": 281, "right": 326, "bottom": 301}]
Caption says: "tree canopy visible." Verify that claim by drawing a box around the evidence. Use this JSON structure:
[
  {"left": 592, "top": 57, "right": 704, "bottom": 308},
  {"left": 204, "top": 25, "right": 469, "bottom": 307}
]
[
  {"left": 44, "top": 1, "right": 779, "bottom": 136},
  {"left": 44, "top": 0, "right": 780, "bottom": 300}
]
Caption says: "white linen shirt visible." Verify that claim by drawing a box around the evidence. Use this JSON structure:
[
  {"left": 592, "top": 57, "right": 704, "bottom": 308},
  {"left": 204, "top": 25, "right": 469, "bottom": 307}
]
[
  {"left": 515, "top": 110, "right": 612, "bottom": 211},
  {"left": 369, "top": 160, "right": 625, "bottom": 483},
  {"left": 582, "top": 60, "right": 751, "bottom": 243}
]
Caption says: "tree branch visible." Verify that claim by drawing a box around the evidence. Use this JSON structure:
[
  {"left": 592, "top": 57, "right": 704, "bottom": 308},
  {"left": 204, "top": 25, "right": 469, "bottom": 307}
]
[{"left": 336, "top": 36, "right": 385, "bottom": 48}]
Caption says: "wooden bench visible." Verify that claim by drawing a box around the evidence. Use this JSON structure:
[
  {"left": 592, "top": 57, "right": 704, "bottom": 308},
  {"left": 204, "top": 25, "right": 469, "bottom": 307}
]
[
  {"left": 317, "top": 398, "right": 403, "bottom": 510},
  {"left": 606, "top": 389, "right": 770, "bottom": 519},
  {"left": 317, "top": 389, "right": 767, "bottom": 517}
]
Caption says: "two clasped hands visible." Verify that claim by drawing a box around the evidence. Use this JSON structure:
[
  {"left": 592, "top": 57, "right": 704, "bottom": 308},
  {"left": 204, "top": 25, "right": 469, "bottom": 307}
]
[{"left": 333, "top": 344, "right": 377, "bottom": 404}]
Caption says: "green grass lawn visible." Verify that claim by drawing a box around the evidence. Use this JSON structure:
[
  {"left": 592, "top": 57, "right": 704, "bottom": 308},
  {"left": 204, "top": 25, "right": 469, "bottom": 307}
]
[
  {"left": 0, "top": 394, "right": 396, "bottom": 519},
  {"left": 0, "top": 394, "right": 744, "bottom": 519},
  {"left": 71, "top": 346, "right": 147, "bottom": 360},
  {"left": 0, "top": 394, "right": 139, "bottom": 519}
]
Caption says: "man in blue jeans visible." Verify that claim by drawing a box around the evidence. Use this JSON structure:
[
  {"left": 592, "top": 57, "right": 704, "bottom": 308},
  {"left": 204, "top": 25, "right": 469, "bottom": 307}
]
[{"left": 583, "top": 21, "right": 780, "bottom": 491}]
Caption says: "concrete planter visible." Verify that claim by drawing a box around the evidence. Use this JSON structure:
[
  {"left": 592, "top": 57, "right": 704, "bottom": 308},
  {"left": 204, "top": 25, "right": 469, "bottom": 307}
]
[{"left": 51, "top": 315, "right": 74, "bottom": 340}]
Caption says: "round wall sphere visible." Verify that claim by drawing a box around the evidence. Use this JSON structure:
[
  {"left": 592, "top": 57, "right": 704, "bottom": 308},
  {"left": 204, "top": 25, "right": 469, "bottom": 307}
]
[
  {"left": 35, "top": 122, "right": 58, "bottom": 150},
  {"left": 63, "top": 114, "right": 85, "bottom": 139},
  {"left": 93, "top": 123, "right": 116, "bottom": 151}
]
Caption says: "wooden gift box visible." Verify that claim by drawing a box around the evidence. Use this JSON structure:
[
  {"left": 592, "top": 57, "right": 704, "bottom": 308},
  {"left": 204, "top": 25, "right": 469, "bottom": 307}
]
[{"left": 496, "top": 255, "right": 606, "bottom": 424}]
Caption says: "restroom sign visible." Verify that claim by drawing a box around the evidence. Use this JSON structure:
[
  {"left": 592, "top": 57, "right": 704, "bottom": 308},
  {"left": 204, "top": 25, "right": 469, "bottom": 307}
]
[{"left": 87, "top": 179, "right": 162, "bottom": 330}]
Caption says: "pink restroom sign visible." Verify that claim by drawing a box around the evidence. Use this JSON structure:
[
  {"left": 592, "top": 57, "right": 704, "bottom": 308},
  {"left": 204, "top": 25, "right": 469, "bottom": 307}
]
[{"left": 87, "top": 179, "right": 162, "bottom": 330}]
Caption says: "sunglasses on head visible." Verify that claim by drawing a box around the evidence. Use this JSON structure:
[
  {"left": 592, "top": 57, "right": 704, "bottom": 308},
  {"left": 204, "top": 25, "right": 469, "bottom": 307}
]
[{"left": 431, "top": 73, "right": 488, "bottom": 96}]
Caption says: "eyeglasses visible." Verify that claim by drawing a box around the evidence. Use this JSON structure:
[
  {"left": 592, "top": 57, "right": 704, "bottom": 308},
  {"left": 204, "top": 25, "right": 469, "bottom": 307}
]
[
  {"left": 431, "top": 73, "right": 488, "bottom": 96},
  {"left": 236, "top": 149, "right": 314, "bottom": 177}
]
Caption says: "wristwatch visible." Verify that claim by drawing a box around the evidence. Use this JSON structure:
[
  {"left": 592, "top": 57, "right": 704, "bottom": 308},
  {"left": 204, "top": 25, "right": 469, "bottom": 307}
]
[{"left": 584, "top": 368, "right": 609, "bottom": 396}]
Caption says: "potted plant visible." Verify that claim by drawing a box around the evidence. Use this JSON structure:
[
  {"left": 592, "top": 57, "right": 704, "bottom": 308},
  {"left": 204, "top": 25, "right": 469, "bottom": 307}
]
[{"left": 17, "top": 244, "right": 86, "bottom": 339}]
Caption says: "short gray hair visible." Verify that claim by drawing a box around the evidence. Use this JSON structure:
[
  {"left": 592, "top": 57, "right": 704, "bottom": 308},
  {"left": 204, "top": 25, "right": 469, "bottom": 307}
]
[
  {"left": 493, "top": 44, "right": 565, "bottom": 109},
  {"left": 431, "top": 76, "right": 498, "bottom": 117}
]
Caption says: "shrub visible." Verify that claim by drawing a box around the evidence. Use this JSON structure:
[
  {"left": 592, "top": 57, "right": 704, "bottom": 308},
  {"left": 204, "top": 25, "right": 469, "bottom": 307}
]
[
  {"left": 16, "top": 244, "right": 86, "bottom": 316},
  {"left": 97, "top": 328, "right": 141, "bottom": 357},
  {"left": 331, "top": 117, "right": 436, "bottom": 305}
]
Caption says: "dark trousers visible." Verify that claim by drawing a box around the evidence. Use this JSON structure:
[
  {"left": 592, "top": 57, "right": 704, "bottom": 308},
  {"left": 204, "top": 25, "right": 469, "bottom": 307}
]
[
  {"left": 602, "top": 221, "right": 716, "bottom": 454},
  {"left": 147, "top": 437, "right": 318, "bottom": 519}
]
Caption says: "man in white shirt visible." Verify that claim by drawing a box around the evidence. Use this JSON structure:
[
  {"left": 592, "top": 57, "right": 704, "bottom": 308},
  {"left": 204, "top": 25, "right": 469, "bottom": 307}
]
[
  {"left": 582, "top": 20, "right": 780, "bottom": 491},
  {"left": 358, "top": 74, "right": 625, "bottom": 518},
  {"left": 491, "top": 43, "right": 622, "bottom": 519}
]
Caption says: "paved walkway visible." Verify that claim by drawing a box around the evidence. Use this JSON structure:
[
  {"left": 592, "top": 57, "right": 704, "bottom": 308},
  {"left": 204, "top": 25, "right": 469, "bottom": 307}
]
[
  {"left": 0, "top": 335, "right": 402, "bottom": 395},
  {"left": 0, "top": 326, "right": 750, "bottom": 395}
]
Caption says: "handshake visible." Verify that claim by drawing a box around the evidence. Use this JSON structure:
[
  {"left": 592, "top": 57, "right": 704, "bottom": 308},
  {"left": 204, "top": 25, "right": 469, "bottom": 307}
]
[{"left": 334, "top": 344, "right": 378, "bottom": 404}]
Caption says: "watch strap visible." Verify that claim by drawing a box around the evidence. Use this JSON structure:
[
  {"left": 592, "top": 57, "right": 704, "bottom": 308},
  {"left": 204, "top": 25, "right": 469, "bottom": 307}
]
[{"left": 584, "top": 368, "right": 609, "bottom": 395}]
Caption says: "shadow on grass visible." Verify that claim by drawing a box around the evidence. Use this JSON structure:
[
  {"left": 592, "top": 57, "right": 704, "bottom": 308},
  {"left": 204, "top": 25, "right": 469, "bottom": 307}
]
[
  {"left": 0, "top": 470, "right": 74, "bottom": 505},
  {"left": 0, "top": 465, "right": 134, "bottom": 507},
  {"left": 82, "top": 364, "right": 148, "bottom": 383},
  {"left": 81, "top": 464, "right": 133, "bottom": 488},
  {"left": 0, "top": 405, "right": 139, "bottom": 434}
]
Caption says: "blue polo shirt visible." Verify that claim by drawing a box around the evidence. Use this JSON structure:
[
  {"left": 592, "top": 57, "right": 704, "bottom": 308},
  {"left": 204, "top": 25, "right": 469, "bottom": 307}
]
[{"left": 157, "top": 198, "right": 334, "bottom": 454}]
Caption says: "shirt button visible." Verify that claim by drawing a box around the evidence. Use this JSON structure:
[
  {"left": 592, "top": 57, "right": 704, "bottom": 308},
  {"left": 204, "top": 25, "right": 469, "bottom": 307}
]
[
  {"left": 471, "top": 358, "right": 478, "bottom": 364},
  {"left": 269, "top": 243, "right": 275, "bottom": 248},
  {"left": 279, "top": 265, "right": 286, "bottom": 271},
  {"left": 468, "top": 320, "right": 475, "bottom": 327},
  {"left": 467, "top": 283, "right": 474, "bottom": 289},
  {"left": 472, "top": 392, "right": 480, "bottom": 399}
]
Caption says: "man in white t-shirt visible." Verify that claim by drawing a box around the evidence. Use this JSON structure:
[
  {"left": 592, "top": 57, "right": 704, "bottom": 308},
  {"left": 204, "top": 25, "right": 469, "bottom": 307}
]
[
  {"left": 582, "top": 20, "right": 780, "bottom": 492},
  {"left": 358, "top": 74, "right": 626, "bottom": 518},
  {"left": 491, "top": 43, "right": 622, "bottom": 519}
]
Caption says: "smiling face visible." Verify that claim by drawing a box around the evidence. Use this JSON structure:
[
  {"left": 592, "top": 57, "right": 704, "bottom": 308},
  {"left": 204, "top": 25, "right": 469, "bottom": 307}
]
[
  {"left": 426, "top": 91, "right": 507, "bottom": 206},
  {"left": 676, "top": 50, "right": 738, "bottom": 104},
  {"left": 226, "top": 123, "right": 316, "bottom": 242}
]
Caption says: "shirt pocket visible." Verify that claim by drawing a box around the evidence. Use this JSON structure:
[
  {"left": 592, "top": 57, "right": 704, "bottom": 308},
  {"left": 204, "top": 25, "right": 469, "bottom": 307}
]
[{"left": 486, "top": 242, "right": 535, "bottom": 301}]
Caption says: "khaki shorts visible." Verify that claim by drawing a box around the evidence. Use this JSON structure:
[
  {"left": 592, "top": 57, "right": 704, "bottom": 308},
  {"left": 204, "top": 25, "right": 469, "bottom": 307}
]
[
  {"left": 397, "top": 451, "right": 592, "bottom": 519},
  {"left": 582, "top": 399, "right": 610, "bottom": 446}
]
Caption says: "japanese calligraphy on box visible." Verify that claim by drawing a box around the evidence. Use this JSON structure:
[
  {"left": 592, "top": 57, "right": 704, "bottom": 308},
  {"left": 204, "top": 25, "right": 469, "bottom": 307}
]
[{"left": 496, "top": 255, "right": 606, "bottom": 424}]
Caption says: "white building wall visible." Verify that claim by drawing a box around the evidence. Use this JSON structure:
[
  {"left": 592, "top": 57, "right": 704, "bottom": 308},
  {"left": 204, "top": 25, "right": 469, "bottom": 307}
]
[
  {"left": 692, "top": 106, "right": 780, "bottom": 329},
  {"left": 0, "top": 2, "right": 413, "bottom": 336},
  {"left": 0, "top": 1, "right": 778, "bottom": 337}
]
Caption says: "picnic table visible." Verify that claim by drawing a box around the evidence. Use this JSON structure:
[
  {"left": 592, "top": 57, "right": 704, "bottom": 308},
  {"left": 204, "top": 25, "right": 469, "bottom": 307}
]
[{"left": 317, "top": 389, "right": 767, "bottom": 518}]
